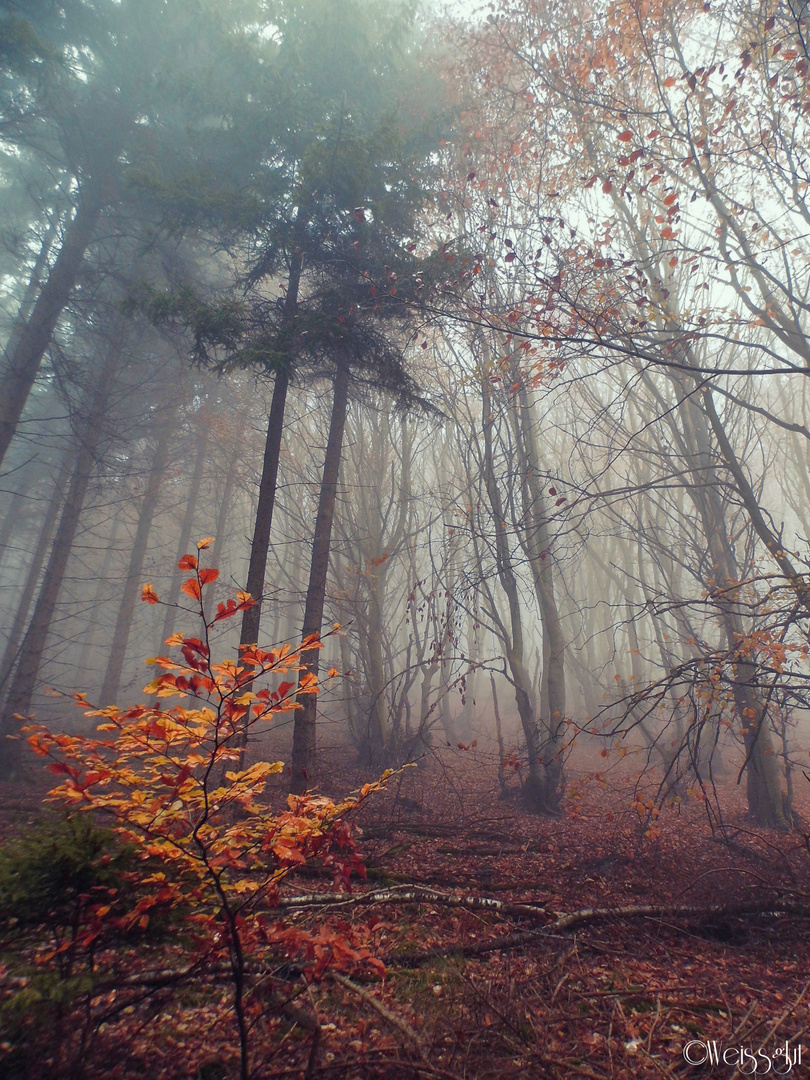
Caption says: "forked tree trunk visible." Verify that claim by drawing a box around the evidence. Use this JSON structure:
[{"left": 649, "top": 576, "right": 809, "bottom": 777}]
[
  {"left": 0, "top": 337, "right": 121, "bottom": 777},
  {"left": 479, "top": 369, "right": 554, "bottom": 813},
  {"left": 99, "top": 399, "right": 178, "bottom": 706},
  {"left": 512, "top": 376, "right": 566, "bottom": 808},
  {"left": 677, "top": 385, "right": 789, "bottom": 829},
  {"left": 290, "top": 358, "right": 350, "bottom": 793}
]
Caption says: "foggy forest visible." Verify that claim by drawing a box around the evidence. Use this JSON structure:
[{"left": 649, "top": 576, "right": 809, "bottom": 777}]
[{"left": 2, "top": 0, "right": 810, "bottom": 1077}]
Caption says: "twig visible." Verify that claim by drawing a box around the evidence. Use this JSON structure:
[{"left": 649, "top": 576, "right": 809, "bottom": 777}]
[{"left": 332, "top": 972, "right": 427, "bottom": 1056}]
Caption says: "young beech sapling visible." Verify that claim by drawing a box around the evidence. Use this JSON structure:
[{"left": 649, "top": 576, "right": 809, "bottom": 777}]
[{"left": 24, "top": 539, "right": 389, "bottom": 1080}]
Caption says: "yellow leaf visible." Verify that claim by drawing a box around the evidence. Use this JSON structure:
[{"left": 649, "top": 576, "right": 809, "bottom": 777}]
[{"left": 197, "top": 537, "right": 215, "bottom": 550}]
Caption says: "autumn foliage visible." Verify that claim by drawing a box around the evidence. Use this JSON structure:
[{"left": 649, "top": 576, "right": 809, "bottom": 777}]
[{"left": 13, "top": 542, "right": 388, "bottom": 1079}]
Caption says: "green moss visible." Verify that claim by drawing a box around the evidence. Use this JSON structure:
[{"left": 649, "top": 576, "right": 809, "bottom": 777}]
[{"left": 0, "top": 812, "right": 134, "bottom": 925}]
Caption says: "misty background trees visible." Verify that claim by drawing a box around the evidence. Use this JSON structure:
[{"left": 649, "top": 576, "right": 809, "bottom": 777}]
[{"left": 1, "top": 0, "right": 809, "bottom": 830}]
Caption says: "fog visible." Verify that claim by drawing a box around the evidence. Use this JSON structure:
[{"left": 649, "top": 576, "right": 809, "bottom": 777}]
[{"left": 2, "top": 0, "right": 809, "bottom": 829}]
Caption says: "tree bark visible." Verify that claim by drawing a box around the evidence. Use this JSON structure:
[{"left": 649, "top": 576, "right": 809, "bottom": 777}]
[
  {"left": 479, "top": 367, "right": 552, "bottom": 812},
  {"left": 98, "top": 397, "right": 178, "bottom": 706},
  {"left": 237, "top": 367, "right": 290, "bottom": 655},
  {"left": 0, "top": 336, "right": 121, "bottom": 777},
  {"left": 0, "top": 446, "right": 75, "bottom": 692},
  {"left": 0, "top": 177, "right": 108, "bottom": 470},
  {"left": 158, "top": 420, "right": 209, "bottom": 648},
  {"left": 512, "top": 376, "right": 566, "bottom": 808},
  {"left": 290, "top": 358, "right": 350, "bottom": 793}
]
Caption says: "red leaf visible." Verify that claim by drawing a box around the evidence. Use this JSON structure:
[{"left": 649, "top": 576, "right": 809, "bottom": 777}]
[
  {"left": 277, "top": 681, "right": 295, "bottom": 698},
  {"left": 198, "top": 568, "right": 219, "bottom": 586},
  {"left": 178, "top": 554, "right": 198, "bottom": 571},
  {"left": 181, "top": 578, "right": 202, "bottom": 601},
  {"left": 548, "top": 486, "right": 556, "bottom": 495},
  {"left": 617, "top": 130, "right": 633, "bottom": 142},
  {"left": 556, "top": 496, "right": 567, "bottom": 505},
  {"left": 602, "top": 180, "right": 612, "bottom": 194},
  {"left": 504, "top": 251, "right": 516, "bottom": 262}
]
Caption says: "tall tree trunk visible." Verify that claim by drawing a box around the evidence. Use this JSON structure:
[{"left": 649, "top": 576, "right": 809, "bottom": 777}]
[
  {"left": 0, "top": 336, "right": 121, "bottom": 777},
  {"left": 677, "top": 385, "right": 788, "bottom": 828},
  {"left": 237, "top": 213, "right": 306, "bottom": 673},
  {"left": 210, "top": 448, "right": 239, "bottom": 559},
  {"left": 290, "top": 358, "right": 350, "bottom": 793},
  {"left": 610, "top": 186, "right": 790, "bottom": 828},
  {"left": 74, "top": 506, "right": 127, "bottom": 691},
  {"left": 513, "top": 377, "right": 566, "bottom": 808},
  {"left": 0, "top": 177, "right": 108, "bottom": 470},
  {"left": 99, "top": 399, "right": 178, "bottom": 706},
  {"left": 479, "top": 367, "right": 552, "bottom": 812},
  {"left": 0, "top": 447, "right": 75, "bottom": 692},
  {"left": 1, "top": 213, "right": 60, "bottom": 368},
  {"left": 238, "top": 367, "right": 290, "bottom": 654},
  {"left": 158, "top": 422, "right": 209, "bottom": 648},
  {"left": 0, "top": 489, "right": 27, "bottom": 576}
]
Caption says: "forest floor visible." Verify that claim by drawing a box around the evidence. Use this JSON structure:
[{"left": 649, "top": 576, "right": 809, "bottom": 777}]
[{"left": 2, "top": 746, "right": 810, "bottom": 1079}]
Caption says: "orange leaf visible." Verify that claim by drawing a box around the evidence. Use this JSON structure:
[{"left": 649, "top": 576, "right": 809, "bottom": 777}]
[
  {"left": 199, "top": 568, "right": 219, "bottom": 585},
  {"left": 196, "top": 537, "right": 215, "bottom": 550},
  {"left": 141, "top": 583, "right": 160, "bottom": 604},
  {"left": 664, "top": 76, "right": 676, "bottom": 87},
  {"left": 273, "top": 841, "right": 306, "bottom": 864},
  {"left": 617, "top": 130, "right": 633, "bottom": 142},
  {"left": 178, "top": 554, "right": 198, "bottom": 571},
  {"left": 181, "top": 578, "right": 202, "bottom": 601}
]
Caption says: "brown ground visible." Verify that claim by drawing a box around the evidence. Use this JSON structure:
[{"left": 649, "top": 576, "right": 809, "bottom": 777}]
[{"left": 2, "top": 745, "right": 809, "bottom": 1079}]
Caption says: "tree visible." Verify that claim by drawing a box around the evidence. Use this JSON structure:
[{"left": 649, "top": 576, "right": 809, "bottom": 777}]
[
  {"left": 0, "top": 0, "right": 263, "bottom": 470},
  {"left": 1, "top": 319, "right": 125, "bottom": 776},
  {"left": 436, "top": 0, "right": 810, "bottom": 826}
]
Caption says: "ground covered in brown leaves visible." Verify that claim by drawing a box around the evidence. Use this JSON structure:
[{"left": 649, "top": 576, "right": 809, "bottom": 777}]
[{"left": 2, "top": 748, "right": 810, "bottom": 1079}]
